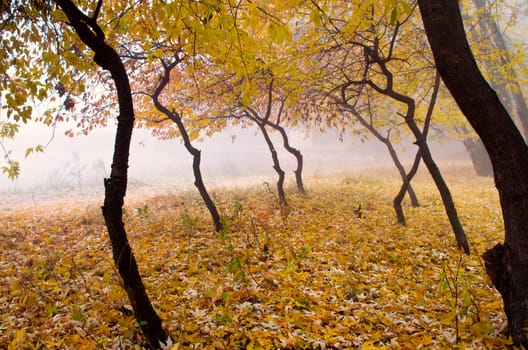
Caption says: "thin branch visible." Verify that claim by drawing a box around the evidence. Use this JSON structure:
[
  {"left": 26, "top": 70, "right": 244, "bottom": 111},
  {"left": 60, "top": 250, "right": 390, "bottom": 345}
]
[{"left": 91, "top": 0, "right": 103, "bottom": 22}]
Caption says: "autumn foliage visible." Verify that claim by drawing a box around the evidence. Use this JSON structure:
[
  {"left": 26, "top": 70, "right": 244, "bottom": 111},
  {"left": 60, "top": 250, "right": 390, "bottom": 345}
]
[{"left": 0, "top": 169, "right": 514, "bottom": 349}]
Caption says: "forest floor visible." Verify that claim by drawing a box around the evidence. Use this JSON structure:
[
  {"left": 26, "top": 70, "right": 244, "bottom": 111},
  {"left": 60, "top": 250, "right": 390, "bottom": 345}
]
[{"left": 0, "top": 166, "right": 517, "bottom": 349}]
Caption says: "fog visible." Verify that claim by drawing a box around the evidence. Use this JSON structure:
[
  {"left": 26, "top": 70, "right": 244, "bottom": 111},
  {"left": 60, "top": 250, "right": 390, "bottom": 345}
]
[{"left": 1, "top": 120, "right": 470, "bottom": 198}]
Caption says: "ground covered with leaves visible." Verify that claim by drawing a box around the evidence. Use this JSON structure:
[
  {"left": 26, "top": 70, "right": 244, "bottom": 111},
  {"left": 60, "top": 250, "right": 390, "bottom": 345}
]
[{"left": 0, "top": 168, "right": 516, "bottom": 349}]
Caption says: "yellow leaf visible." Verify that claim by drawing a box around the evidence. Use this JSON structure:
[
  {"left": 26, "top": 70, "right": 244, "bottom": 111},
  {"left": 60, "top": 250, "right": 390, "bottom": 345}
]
[
  {"left": 8, "top": 329, "right": 26, "bottom": 350},
  {"left": 310, "top": 9, "right": 322, "bottom": 28}
]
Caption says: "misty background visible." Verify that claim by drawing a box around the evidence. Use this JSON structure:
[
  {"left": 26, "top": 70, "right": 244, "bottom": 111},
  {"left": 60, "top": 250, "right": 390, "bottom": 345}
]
[{"left": 1, "top": 119, "right": 470, "bottom": 198}]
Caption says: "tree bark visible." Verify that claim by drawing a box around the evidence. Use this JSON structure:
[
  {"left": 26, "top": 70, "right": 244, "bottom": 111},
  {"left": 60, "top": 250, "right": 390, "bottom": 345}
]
[
  {"left": 416, "top": 134, "right": 470, "bottom": 254},
  {"left": 394, "top": 70, "right": 437, "bottom": 225},
  {"left": 254, "top": 119, "right": 287, "bottom": 206},
  {"left": 351, "top": 113, "right": 421, "bottom": 223},
  {"left": 55, "top": 1, "right": 169, "bottom": 348},
  {"left": 419, "top": 1, "right": 528, "bottom": 346},
  {"left": 365, "top": 55, "right": 470, "bottom": 254},
  {"left": 151, "top": 59, "right": 223, "bottom": 232},
  {"left": 167, "top": 115, "right": 222, "bottom": 232},
  {"left": 394, "top": 149, "right": 422, "bottom": 225},
  {"left": 342, "top": 102, "right": 420, "bottom": 223},
  {"left": 244, "top": 79, "right": 289, "bottom": 204},
  {"left": 262, "top": 120, "right": 306, "bottom": 194},
  {"left": 399, "top": 99, "right": 469, "bottom": 254}
]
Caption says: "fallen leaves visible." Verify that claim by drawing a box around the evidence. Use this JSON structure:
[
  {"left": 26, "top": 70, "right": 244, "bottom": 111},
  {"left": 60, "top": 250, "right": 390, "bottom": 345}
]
[{"left": 0, "top": 168, "right": 517, "bottom": 349}]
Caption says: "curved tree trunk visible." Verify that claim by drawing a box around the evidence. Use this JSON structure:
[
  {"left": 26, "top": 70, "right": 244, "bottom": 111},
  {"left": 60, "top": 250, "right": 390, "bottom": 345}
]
[
  {"left": 394, "top": 149, "right": 422, "bottom": 225},
  {"left": 151, "top": 60, "right": 223, "bottom": 232},
  {"left": 368, "top": 57, "right": 470, "bottom": 254},
  {"left": 255, "top": 120, "right": 287, "bottom": 206},
  {"left": 385, "top": 138, "right": 420, "bottom": 207},
  {"left": 403, "top": 109, "right": 470, "bottom": 254},
  {"left": 168, "top": 113, "right": 222, "bottom": 232},
  {"left": 394, "top": 71, "right": 440, "bottom": 224},
  {"left": 263, "top": 120, "right": 306, "bottom": 194},
  {"left": 187, "top": 142, "right": 223, "bottom": 232},
  {"left": 55, "top": 1, "right": 169, "bottom": 348},
  {"left": 341, "top": 103, "right": 419, "bottom": 223},
  {"left": 419, "top": 1, "right": 528, "bottom": 346},
  {"left": 416, "top": 135, "right": 470, "bottom": 254}
]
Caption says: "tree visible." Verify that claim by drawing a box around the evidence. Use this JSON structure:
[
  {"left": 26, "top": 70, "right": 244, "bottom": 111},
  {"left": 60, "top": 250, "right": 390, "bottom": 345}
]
[
  {"left": 419, "top": 0, "right": 528, "bottom": 346},
  {"left": 243, "top": 78, "right": 290, "bottom": 205},
  {"left": 200, "top": 72, "right": 292, "bottom": 206},
  {"left": 127, "top": 47, "right": 224, "bottom": 233},
  {"left": 51, "top": 1, "right": 171, "bottom": 347},
  {"left": 151, "top": 57, "right": 224, "bottom": 233},
  {"left": 457, "top": 125, "right": 493, "bottom": 177},
  {"left": 253, "top": 112, "right": 289, "bottom": 206},
  {"left": 331, "top": 84, "right": 422, "bottom": 224},
  {"left": 391, "top": 72, "right": 440, "bottom": 225},
  {"left": 172, "top": 7, "right": 310, "bottom": 204},
  {"left": 358, "top": 29, "right": 470, "bottom": 254},
  {"left": 244, "top": 76, "right": 307, "bottom": 195},
  {"left": 310, "top": 1, "right": 470, "bottom": 253},
  {"left": 240, "top": 74, "right": 308, "bottom": 202},
  {"left": 263, "top": 118, "right": 306, "bottom": 195},
  {"left": 2, "top": 1, "right": 172, "bottom": 345}
]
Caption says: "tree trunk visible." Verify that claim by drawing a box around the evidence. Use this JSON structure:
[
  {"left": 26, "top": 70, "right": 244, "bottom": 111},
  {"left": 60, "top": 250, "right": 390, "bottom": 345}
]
[
  {"left": 394, "top": 70, "right": 439, "bottom": 220},
  {"left": 367, "top": 60, "right": 469, "bottom": 253},
  {"left": 385, "top": 138, "right": 420, "bottom": 208},
  {"left": 151, "top": 60, "right": 223, "bottom": 232},
  {"left": 455, "top": 124, "right": 493, "bottom": 177},
  {"left": 400, "top": 96, "right": 469, "bottom": 254},
  {"left": 402, "top": 72, "right": 469, "bottom": 253},
  {"left": 255, "top": 120, "right": 287, "bottom": 206},
  {"left": 462, "top": 136, "right": 493, "bottom": 177},
  {"left": 173, "top": 114, "right": 222, "bottom": 232},
  {"left": 341, "top": 103, "right": 420, "bottom": 223},
  {"left": 400, "top": 102, "right": 469, "bottom": 254},
  {"left": 55, "top": 1, "right": 169, "bottom": 348},
  {"left": 188, "top": 145, "right": 223, "bottom": 232},
  {"left": 419, "top": 1, "right": 528, "bottom": 346},
  {"left": 394, "top": 149, "right": 422, "bottom": 225},
  {"left": 417, "top": 136, "right": 470, "bottom": 254},
  {"left": 263, "top": 120, "right": 306, "bottom": 194}
]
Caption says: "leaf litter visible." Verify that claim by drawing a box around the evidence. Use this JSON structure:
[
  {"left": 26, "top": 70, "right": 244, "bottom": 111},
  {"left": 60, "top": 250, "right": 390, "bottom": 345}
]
[{"left": 0, "top": 168, "right": 517, "bottom": 349}]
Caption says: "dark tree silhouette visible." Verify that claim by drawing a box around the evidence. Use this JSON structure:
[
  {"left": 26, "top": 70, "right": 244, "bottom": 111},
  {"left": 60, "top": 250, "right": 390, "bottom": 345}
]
[
  {"left": 260, "top": 114, "right": 306, "bottom": 195},
  {"left": 419, "top": 0, "right": 528, "bottom": 346},
  {"left": 336, "top": 20, "right": 470, "bottom": 254},
  {"left": 150, "top": 57, "right": 223, "bottom": 233},
  {"left": 245, "top": 78, "right": 306, "bottom": 196},
  {"left": 54, "top": 0, "right": 170, "bottom": 348},
  {"left": 250, "top": 115, "right": 288, "bottom": 206},
  {"left": 332, "top": 84, "right": 423, "bottom": 225}
]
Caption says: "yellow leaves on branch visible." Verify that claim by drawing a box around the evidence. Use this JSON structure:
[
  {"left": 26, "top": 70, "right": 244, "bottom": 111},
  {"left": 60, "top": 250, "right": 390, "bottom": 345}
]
[
  {"left": 267, "top": 23, "right": 292, "bottom": 44},
  {"left": 0, "top": 169, "right": 512, "bottom": 349}
]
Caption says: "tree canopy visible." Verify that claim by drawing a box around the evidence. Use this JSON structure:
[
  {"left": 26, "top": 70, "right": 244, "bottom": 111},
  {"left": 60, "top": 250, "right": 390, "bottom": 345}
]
[{"left": 1, "top": 1, "right": 526, "bottom": 178}]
